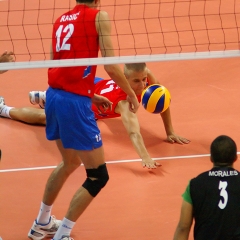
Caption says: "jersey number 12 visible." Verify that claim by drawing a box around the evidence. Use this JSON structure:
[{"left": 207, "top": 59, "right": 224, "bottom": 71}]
[{"left": 56, "top": 24, "right": 74, "bottom": 52}]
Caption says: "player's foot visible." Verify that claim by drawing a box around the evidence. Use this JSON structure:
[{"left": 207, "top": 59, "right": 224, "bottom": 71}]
[
  {"left": 29, "top": 91, "right": 46, "bottom": 109},
  {"left": 52, "top": 236, "right": 74, "bottom": 240},
  {"left": 28, "top": 216, "right": 61, "bottom": 240},
  {"left": 0, "top": 96, "right": 5, "bottom": 107},
  {"left": 0, "top": 96, "right": 5, "bottom": 117}
]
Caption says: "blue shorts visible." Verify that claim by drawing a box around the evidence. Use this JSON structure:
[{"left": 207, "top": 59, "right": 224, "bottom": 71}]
[
  {"left": 45, "top": 87, "right": 102, "bottom": 150},
  {"left": 94, "top": 77, "right": 104, "bottom": 84}
]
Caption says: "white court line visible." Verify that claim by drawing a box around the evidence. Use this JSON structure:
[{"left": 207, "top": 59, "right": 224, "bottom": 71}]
[{"left": 1, "top": 152, "right": 240, "bottom": 173}]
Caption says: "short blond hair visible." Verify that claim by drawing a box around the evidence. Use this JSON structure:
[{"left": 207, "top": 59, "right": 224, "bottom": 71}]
[{"left": 124, "top": 63, "right": 147, "bottom": 77}]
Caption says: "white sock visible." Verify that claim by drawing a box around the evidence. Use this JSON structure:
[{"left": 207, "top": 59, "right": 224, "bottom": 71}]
[
  {"left": 53, "top": 218, "right": 75, "bottom": 240},
  {"left": 36, "top": 202, "right": 52, "bottom": 224},
  {"left": 0, "top": 105, "right": 13, "bottom": 118}
]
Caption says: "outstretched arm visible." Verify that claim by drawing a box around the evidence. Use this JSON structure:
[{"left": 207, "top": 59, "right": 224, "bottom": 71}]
[
  {"left": 161, "top": 108, "right": 190, "bottom": 144},
  {"left": 146, "top": 68, "right": 159, "bottom": 85},
  {"left": 116, "top": 100, "right": 160, "bottom": 169},
  {"left": 147, "top": 69, "right": 190, "bottom": 144}
]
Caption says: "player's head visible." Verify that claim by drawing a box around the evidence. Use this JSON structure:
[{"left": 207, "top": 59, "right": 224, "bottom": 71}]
[
  {"left": 76, "top": 0, "right": 100, "bottom": 8},
  {"left": 210, "top": 135, "right": 237, "bottom": 166},
  {"left": 124, "top": 63, "right": 148, "bottom": 95},
  {"left": 76, "top": 0, "right": 99, "bottom": 5}
]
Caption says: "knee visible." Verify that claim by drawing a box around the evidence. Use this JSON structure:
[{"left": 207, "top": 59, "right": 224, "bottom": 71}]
[
  {"left": 39, "top": 113, "right": 46, "bottom": 125},
  {"left": 82, "top": 163, "right": 109, "bottom": 197},
  {"left": 62, "top": 161, "right": 80, "bottom": 176}
]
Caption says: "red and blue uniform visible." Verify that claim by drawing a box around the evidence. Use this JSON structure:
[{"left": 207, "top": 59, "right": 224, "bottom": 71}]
[
  {"left": 92, "top": 79, "right": 142, "bottom": 119},
  {"left": 48, "top": 4, "right": 99, "bottom": 97},
  {"left": 46, "top": 5, "right": 102, "bottom": 150}
]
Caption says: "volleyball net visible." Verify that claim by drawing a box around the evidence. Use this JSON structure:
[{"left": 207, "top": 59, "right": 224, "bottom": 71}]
[{"left": 1, "top": 0, "right": 240, "bottom": 71}]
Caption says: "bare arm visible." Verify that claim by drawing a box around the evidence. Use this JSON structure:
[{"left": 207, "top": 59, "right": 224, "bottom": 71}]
[
  {"left": 173, "top": 200, "right": 193, "bottom": 240},
  {"left": 50, "top": 44, "right": 53, "bottom": 60},
  {"left": 147, "top": 69, "right": 190, "bottom": 144},
  {"left": 146, "top": 68, "right": 159, "bottom": 85},
  {"left": 116, "top": 100, "right": 160, "bottom": 169},
  {"left": 96, "top": 11, "right": 139, "bottom": 113},
  {"left": 160, "top": 108, "right": 190, "bottom": 144}
]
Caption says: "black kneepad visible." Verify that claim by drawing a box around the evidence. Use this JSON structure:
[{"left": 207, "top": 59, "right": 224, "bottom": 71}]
[{"left": 82, "top": 163, "right": 109, "bottom": 197}]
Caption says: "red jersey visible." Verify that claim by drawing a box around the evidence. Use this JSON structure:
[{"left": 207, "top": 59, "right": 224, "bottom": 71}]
[
  {"left": 92, "top": 79, "right": 142, "bottom": 119},
  {"left": 48, "top": 5, "right": 100, "bottom": 97}
]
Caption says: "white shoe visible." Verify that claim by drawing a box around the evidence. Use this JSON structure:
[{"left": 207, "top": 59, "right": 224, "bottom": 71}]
[
  {"left": 28, "top": 216, "right": 61, "bottom": 240},
  {"left": 29, "top": 91, "right": 46, "bottom": 109},
  {"left": 0, "top": 97, "right": 5, "bottom": 117},
  {"left": 0, "top": 96, "right": 5, "bottom": 106},
  {"left": 52, "top": 236, "right": 74, "bottom": 240}
]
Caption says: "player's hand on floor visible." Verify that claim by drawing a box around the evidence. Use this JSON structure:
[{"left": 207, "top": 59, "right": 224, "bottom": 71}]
[
  {"left": 92, "top": 94, "right": 113, "bottom": 113},
  {"left": 142, "top": 159, "right": 161, "bottom": 169},
  {"left": 165, "top": 134, "right": 190, "bottom": 144}
]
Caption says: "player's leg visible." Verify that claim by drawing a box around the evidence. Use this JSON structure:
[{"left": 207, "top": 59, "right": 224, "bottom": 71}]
[
  {"left": 10, "top": 107, "right": 46, "bottom": 125},
  {"left": 47, "top": 89, "right": 107, "bottom": 239},
  {"left": 0, "top": 97, "right": 12, "bottom": 119},
  {"left": 29, "top": 91, "right": 46, "bottom": 109},
  {"left": 0, "top": 96, "right": 46, "bottom": 125},
  {"left": 42, "top": 140, "right": 82, "bottom": 206},
  {"left": 0, "top": 143, "right": 1, "bottom": 240},
  {"left": 28, "top": 89, "right": 62, "bottom": 240},
  {"left": 65, "top": 146, "right": 106, "bottom": 221},
  {"left": 52, "top": 145, "right": 108, "bottom": 240},
  {"left": 28, "top": 140, "right": 81, "bottom": 240}
]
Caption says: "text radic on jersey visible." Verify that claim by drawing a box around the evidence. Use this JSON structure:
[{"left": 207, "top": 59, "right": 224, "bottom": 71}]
[{"left": 60, "top": 12, "right": 80, "bottom": 22}]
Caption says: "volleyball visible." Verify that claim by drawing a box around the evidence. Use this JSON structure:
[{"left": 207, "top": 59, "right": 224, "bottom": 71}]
[{"left": 141, "top": 84, "right": 171, "bottom": 114}]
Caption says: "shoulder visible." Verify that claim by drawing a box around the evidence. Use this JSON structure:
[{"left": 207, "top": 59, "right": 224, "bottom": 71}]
[
  {"left": 96, "top": 10, "right": 110, "bottom": 21},
  {"left": 190, "top": 171, "right": 210, "bottom": 185},
  {"left": 95, "top": 10, "right": 111, "bottom": 33},
  {"left": 116, "top": 99, "right": 139, "bottom": 117},
  {"left": 117, "top": 99, "right": 128, "bottom": 107}
]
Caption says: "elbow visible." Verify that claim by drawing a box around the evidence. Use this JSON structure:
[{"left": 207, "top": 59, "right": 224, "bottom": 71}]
[
  {"left": 174, "top": 225, "right": 191, "bottom": 240},
  {"left": 104, "top": 65, "right": 116, "bottom": 75},
  {"left": 177, "top": 225, "right": 190, "bottom": 232},
  {"left": 128, "top": 131, "right": 141, "bottom": 139}
]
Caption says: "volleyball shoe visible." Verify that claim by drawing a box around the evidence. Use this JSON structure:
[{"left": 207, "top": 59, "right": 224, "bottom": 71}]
[
  {"left": 0, "top": 96, "right": 5, "bottom": 106},
  {"left": 0, "top": 96, "right": 5, "bottom": 117},
  {"left": 0, "top": 97, "right": 2, "bottom": 158},
  {"left": 28, "top": 216, "right": 61, "bottom": 240},
  {"left": 29, "top": 91, "right": 46, "bottom": 109},
  {"left": 52, "top": 236, "right": 74, "bottom": 240}
]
